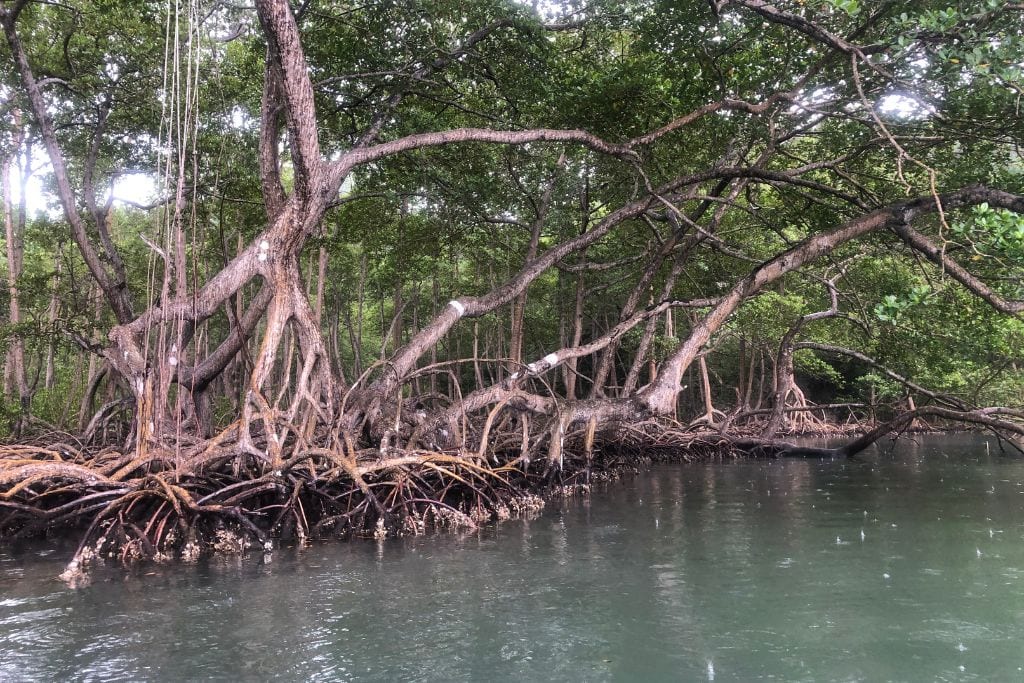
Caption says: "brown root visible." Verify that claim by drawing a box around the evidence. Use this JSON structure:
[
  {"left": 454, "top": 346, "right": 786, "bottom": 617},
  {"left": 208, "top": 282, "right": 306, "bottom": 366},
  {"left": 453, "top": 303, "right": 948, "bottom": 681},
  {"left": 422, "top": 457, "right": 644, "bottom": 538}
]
[{"left": 4, "top": 397, "right": 1020, "bottom": 581}]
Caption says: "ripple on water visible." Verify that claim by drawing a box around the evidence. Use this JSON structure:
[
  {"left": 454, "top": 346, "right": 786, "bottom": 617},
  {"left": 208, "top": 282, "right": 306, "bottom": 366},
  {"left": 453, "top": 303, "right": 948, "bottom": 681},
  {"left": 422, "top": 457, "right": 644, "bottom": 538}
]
[
  {"left": 913, "top": 617, "right": 1002, "bottom": 645},
  {"left": 2, "top": 435, "right": 1024, "bottom": 681},
  {"left": 0, "top": 606, "right": 69, "bottom": 630},
  {"left": 0, "top": 596, "right": 31, "bottom": 609}
]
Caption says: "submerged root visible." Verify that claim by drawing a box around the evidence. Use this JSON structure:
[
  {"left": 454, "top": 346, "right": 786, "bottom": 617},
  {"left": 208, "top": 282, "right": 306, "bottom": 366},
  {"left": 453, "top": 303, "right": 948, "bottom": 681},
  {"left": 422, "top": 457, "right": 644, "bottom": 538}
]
[
  {"left": 0, "top": 427, "right": 559, "bottom": 578},
  {"left": 3, "top": 408, "right": 943, "bottom": 580}
]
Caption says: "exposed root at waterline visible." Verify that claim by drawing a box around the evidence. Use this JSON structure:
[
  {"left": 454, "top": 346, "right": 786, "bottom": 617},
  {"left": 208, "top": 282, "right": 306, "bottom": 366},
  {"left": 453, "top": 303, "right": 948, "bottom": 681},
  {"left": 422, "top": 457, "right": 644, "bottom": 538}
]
[
  {"left": 4, "top": 407, "right": 1021, "bottom": 582},
  {"left": 0, "top": 418, "right": 722, "bottom": 577}
]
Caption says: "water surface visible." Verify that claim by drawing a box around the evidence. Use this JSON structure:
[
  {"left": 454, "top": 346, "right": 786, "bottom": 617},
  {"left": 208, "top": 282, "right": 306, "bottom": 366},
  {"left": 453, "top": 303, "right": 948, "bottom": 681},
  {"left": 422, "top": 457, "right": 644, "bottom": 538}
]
[{"left": 3, "top": 434, "right": 1024, "bottom": 681}]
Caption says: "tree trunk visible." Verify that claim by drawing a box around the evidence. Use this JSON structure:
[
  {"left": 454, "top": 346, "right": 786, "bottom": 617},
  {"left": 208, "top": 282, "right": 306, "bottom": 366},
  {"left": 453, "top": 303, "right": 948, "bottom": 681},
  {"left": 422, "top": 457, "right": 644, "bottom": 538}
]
[
  {"left": 764, "top": 335, "right": 797, "bottom": 438},
  {"left": 640, "top": 189, "right": 1004, "bottom": 416},
  {"left": 2, "top": 109, "right": 28, "bottom": 430},
  {"left": 510, "top": 154, "right": 565, "bottom": 367},
  {"left": 698, "top": 355, "right": 714, "bottom": 423},
  {"left": 737, "top": 335, "right": 748, "bottom": 410},
  {"left": 44, "top": 248, "right": 62, "bottom": 390},
  {"left": 565, "top": 268, "right": 586, "bottom": 400}
]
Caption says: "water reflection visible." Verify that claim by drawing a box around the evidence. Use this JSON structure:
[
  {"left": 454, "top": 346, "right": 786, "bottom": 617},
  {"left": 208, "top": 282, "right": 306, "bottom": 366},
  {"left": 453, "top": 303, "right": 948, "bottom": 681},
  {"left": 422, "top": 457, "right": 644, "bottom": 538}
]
[{"left": 2, "top": 435, "right": 1024, "bottom": 681}]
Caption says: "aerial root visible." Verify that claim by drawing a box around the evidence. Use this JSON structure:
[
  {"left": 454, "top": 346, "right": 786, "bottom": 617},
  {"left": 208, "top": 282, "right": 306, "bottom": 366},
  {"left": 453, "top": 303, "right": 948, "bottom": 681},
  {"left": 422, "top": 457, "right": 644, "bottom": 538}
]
[
  {"left": 4, "top": 410, "right": 930, "bottom": 581},
  {"left": 0, "top": 427, "right": 560, "bottom": 580}
]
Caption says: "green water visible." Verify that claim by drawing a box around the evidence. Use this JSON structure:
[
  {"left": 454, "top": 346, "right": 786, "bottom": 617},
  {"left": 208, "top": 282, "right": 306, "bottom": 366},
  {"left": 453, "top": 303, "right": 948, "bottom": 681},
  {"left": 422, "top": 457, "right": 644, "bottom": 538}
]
[{"left": 3, "top": 434, "right": 1024, "bottom": 681}]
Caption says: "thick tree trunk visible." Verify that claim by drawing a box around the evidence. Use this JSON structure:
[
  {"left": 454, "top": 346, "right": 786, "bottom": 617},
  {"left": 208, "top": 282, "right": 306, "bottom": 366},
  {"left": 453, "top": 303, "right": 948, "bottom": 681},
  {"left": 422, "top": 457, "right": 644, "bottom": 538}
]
[
  {"left": 622, "top": 247, "right": 690, "bottom": 393},
  {"left": 737, "top": 335, "right": 748, "bottom": 410},
  {"left": 736, "top": 406, "right": 1024, "bottom": 459},
  {"left": 763, "top": 336, "right": 797, "bottom": 438},
  {"left": 589, "top": 236, "right": 676, "bottom": 397}
]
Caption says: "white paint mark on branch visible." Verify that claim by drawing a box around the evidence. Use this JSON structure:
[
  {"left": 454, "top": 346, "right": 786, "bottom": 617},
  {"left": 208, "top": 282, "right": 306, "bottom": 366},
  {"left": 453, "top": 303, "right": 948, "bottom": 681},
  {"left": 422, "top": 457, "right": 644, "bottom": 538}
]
[
  {"left": 448, "top": 300, "right": 466, "bottom": 316},
  {"left": 525, "top": 352, "right": 560, "bottom": 376}
]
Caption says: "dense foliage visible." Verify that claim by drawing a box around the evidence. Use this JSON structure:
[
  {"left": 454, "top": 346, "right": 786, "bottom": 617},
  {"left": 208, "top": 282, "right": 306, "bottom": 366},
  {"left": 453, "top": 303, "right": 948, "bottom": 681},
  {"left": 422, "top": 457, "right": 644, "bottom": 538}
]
[{"left": 8, "top": 0, "right": 1020, "bottom": 429}]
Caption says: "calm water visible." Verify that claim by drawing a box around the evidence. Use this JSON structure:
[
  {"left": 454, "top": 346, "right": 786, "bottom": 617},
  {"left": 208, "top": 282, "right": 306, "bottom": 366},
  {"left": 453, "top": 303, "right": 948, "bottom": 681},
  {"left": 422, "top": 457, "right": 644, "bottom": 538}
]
[{"left": 3, "top": 434, "right": 1024, "bottom": 681}]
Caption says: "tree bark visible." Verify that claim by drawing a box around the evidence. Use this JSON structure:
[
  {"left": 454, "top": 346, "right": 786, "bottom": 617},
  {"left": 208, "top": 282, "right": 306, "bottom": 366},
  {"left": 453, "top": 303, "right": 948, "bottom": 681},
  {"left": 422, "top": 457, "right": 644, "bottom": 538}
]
[{"left": 2, "top": 109, "right": 28, "bottom": 428}]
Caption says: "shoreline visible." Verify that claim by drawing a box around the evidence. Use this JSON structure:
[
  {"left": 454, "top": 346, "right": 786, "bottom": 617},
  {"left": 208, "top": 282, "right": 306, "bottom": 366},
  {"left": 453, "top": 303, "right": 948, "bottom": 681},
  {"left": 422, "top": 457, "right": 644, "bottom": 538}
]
[{"left": 0, "top": 420, "right": 993, "bottom": 583}]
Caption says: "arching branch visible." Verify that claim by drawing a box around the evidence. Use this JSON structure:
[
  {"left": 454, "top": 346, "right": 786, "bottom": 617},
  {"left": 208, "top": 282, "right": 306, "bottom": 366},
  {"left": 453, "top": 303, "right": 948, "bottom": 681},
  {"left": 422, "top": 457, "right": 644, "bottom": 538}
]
[
  {"left": 639, "top": 185, "right": 1024, "bottom": 416},
  {"left": 795, "top": 342, "right": 968, "bottom": 410},
  {"left": 890, "top": 222, "right": 1024, "bottom": 315}
]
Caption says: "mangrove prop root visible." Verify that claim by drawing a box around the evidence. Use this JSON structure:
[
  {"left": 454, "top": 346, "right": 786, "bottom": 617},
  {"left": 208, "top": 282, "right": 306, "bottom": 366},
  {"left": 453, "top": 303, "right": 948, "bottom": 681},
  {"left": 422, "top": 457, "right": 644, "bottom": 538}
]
[{"left": 2, "top": 408, "right": 1015, "bottom": 580}]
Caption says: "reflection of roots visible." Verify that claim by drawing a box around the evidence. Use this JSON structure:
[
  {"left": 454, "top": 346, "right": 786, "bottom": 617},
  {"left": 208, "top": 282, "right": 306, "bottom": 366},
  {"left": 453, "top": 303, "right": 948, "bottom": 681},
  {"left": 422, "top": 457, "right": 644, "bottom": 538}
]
[{"left": 1, "top": 416, "right": 733, "bottom": 579}]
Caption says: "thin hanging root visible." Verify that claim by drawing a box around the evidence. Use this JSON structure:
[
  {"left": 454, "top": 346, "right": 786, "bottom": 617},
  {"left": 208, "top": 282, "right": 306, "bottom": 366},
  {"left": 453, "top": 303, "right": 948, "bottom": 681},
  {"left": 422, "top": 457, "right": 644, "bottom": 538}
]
[
  {"left": 124, "top": 521, "right": 158, "bottom": 557},
  {"left": 295, "top": 494, "right": 310, "bottom": 540},
  {"left": 518, "top": 415, "right": 531, "bottom": 464},
  {"left": 270, "top": 479, "right": 305, "bottom": 536},
  {"left": 546, "top": 413, "right": 567, "bottom": 468},
  {"left": 151, "top": 513, "right": 174, "bottom": 552},
  {"left": 584, "top": 416, "right": 597, "bottom": 460}
]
